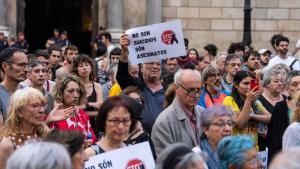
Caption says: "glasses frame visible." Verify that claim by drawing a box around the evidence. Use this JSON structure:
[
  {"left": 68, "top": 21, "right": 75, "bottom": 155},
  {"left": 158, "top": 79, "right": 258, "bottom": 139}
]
[
  {"left": 177, "top": 83, "right": 201, "bottom": 96},
  {"left": 107, "top": 119, "right": 132, "bottom": 127}
]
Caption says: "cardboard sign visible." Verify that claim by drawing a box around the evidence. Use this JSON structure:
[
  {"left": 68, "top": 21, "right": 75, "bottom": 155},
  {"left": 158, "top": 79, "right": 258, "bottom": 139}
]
[
  {"left": 257, "top": 148, "right": 268, "bottom": 169},
  {"left": 125, "top": 20, "right": 186, "bottom": 64},
  {"left": 84, "top": 142, "right": 155, "bottom": 169}
]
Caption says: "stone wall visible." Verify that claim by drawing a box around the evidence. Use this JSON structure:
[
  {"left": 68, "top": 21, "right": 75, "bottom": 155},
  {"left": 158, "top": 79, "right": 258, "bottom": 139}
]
[{"left": 162, "top": 0, "right": 300, "bottom": 54}]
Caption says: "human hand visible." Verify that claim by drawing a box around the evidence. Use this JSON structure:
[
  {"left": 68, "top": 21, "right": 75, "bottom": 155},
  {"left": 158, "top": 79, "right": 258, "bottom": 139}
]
[
  {"left": 120, "top": 34, "right": 130, "bottom": 51},
  {"left": 246, "top": 87, "right": 261, "bottom": 103},
  {"left": 47, "top": 104, "right": 75, "bottom": 123},
  {"left": 84, "top": 139, "right": 93, "bottom": 148}
]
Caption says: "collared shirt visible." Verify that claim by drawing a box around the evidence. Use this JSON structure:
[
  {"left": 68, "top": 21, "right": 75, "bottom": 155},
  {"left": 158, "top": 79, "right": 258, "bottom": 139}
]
[{"left": 182, "top": 106, "right": 197, "bottom": 135}]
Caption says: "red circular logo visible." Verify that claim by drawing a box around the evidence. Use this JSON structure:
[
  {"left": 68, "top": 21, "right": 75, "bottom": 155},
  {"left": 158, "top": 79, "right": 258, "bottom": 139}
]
[
  {"left": 125, "top": 159, "right": 146, "bottom": 169},
  {"left": 161, "top": 30, "right": 177, "bottom": 45}
]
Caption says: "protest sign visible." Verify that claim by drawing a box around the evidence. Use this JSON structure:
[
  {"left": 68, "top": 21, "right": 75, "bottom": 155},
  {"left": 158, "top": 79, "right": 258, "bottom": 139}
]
[
  {"left": 84, "top": 142, "right": 155, "bottom": 169},
  {"left": 125, "top": 20, "right": 186, "bottom": 64},
  {"left": 257, "top": 148, "right": 268, "bottom": 169}
]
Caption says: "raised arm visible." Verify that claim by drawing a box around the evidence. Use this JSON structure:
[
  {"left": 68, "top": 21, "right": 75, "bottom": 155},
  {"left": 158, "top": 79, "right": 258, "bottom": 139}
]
[
  {"left": 236, "top": 89, "right": 261, "bottom": 130},
  {"left": 116, "top": 34, "right": 139, "bottom": 89}
]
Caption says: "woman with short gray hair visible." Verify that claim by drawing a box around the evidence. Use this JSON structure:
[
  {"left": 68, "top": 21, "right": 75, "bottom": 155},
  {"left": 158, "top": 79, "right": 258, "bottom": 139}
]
[
  {"left": 257, "top": 66, "right": 288, "bottom": 151},
  {"left": 198, "top": 105, "right": 234, "bottom": 169},
  {"left": 175, "top": 152, "right": 206, "bottom": 169},
  {"left": 258, "top": 65, "right": 290, "bottom": 161},
  {"left": 6, "top": 142, "right": 72, "bottom": 169}
]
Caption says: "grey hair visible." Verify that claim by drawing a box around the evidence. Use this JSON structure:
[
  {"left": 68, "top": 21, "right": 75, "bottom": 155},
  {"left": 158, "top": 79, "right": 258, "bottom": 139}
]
[
  {"left": 263, "top": 65, "right": 287, "bottom": 87},
  {"left": 200, "top": 105, "right": 234, "bottom": 127},
  {"left": 287, "top": 70, "right": 300, "bottom": 86},
  {"left": 269, "top": 147, "right": 300, "bottom": 169},
  {"left": 6, "top": 142, "right": 72, "bottom": 169},
  {"left": 155, "top": 143, "right": 192, "bottom": 169},
  {"left": 174, "top": 69, "right": 201, "bottom": 85},
  {"left": 216, "top": 52, "right": 228, "bottom": 61},
  {"left": 175, "top": 152, "right": 206, "bottom": 169},
  {"left": 201, "top": 65, "right": 219, "bottom": 82}
]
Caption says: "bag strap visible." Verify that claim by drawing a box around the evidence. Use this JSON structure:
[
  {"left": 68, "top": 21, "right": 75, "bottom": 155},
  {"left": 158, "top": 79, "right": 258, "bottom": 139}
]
[
  {"left": 91, "top": 144, "right": 101, "bottom": 155},
  {"left": 290, "top": 58, "right": 298, "bottom": 70}
]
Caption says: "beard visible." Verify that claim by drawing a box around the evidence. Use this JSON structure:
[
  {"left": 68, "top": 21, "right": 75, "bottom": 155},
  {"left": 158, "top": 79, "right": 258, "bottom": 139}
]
[{"left": 279, "top": 48, "right": 288, "bottom": 55}]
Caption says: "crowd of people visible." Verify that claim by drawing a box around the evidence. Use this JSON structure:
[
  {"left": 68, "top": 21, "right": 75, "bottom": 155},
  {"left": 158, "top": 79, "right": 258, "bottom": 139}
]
[{"left": 1, "top": 27, "right": 300, "bottom": 169}]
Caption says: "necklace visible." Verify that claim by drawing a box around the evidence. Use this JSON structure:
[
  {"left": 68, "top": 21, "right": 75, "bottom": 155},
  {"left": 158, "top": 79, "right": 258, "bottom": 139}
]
[{"left": 265, "top": 92, "right": 281, "bottom": 102}]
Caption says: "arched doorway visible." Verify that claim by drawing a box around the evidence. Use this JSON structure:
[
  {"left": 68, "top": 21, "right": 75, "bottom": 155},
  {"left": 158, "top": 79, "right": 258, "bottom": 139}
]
[{"left": 24, "top": 0, "right": 96, "bottom": 54}]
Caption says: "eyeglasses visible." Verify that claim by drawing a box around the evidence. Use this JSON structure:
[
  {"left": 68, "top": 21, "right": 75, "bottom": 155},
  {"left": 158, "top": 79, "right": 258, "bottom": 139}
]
[
  {"left": 210, "top": 121, "right": 236, "bottom": 128},
  {"left": 208, "top": 73, "right": 222, "bottom": 79},
  {"left": 290, "top": 81, "right": 300, "bottom": 87},
  {"left": 177, "top": 83, "right": 201, "bottom": 95},
  {"left": 145, "top": 62, "right": 161, "bottom": 67},
  {"left": 107, "top": 119, "right": 131, "bottom": 127},
  {"left": 229, "top": 63, "right": 241, "bottom": 67}
]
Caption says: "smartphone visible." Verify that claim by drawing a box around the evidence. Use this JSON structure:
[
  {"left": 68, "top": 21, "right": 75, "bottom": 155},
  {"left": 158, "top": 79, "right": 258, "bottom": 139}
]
[{"left": 250, "top": 79, "right": 259, "bottom": 91}]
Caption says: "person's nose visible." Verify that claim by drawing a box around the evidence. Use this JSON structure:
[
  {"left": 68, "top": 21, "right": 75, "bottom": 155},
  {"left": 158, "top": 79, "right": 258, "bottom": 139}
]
[
  {"left": 296, "top": 84, "right": 300, "bottom": 91},
  {"left": 73, "top": 91, "right": 79, "bottom": 98}
]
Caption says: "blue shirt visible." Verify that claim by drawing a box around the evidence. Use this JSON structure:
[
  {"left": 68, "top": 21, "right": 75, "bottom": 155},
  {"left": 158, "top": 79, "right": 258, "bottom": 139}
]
[{"left": 0, "top": 84, "right": 11, "bottom": 121}]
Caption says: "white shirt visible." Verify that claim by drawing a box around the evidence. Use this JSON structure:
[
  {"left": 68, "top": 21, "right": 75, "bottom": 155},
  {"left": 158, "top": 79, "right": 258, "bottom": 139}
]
[
  {"left": 282, "top": 122, "right": 300, "bottom": 150},
  {"left": 267, "top": 54, "right": 300, "bottom": 71},
  {"left": 106, "top": 44, "right": 115, "bottom": 59}
]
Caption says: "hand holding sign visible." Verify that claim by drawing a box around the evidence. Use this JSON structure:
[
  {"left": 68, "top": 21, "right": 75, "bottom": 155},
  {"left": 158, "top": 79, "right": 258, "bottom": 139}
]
[{"left": 119, "top": 34, "right": 130, "bottom": 63}]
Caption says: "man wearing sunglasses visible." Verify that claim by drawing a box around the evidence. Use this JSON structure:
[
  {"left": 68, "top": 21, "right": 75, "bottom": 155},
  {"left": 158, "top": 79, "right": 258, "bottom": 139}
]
[{"left": 151, "top": 69, "right": 204, "bottom": 156}]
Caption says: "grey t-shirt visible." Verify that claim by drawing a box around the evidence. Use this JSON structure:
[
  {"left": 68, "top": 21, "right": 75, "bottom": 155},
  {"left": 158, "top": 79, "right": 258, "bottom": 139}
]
[{"left": 0, "top": 84, "right": 11, "bottom": 121}]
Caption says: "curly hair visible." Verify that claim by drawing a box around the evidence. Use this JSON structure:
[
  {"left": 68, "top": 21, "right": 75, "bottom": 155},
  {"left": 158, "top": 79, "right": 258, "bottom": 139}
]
[
  {"left": 54, "top": 75, "right": 86, "bottom": 105},
  {"left": 227, "top": 42, "right": 245, "bottom": 54},
  {"left": 71, "top": 54, "right": 96, "bottom": 81}
]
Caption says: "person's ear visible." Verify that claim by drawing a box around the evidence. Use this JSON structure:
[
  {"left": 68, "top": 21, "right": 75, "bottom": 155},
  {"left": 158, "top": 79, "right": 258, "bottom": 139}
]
[
  {"left": 16, "top": 108, "right": 24, "bottom": 118},
  {"left": 2, "top": 62, "right": 10, "bottom": 72},
  {"left": 203, "top": 126, "right": 210, "bottom": 138}
]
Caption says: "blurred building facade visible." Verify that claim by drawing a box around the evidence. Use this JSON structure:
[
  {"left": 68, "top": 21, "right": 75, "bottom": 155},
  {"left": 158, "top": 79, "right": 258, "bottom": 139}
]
[{"left": 1, "top": 0, "right": 300, "bottom": 52}]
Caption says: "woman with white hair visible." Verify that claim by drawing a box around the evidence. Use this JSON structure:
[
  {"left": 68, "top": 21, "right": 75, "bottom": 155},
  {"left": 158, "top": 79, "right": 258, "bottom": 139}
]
[
  {"left": 199, "top": 105, "right": 234, "bottom": 169},
  {"left": 0, "top": 87, "right": 48, "bottom": 169},
  {"left": 6, "top": 142, "right": 72, "bottom": 169},
  {"left": 175, "top": 152, "right": 206, "bottom": 169},
  {"left": 269, "top": 147, "right": 300, "bottom": 169},
  {"left": 257, "top": 66, "right": 289, "bottom": 160}
]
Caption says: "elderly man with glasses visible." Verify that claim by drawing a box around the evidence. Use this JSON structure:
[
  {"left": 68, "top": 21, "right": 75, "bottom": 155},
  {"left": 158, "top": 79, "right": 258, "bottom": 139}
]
[{"left": 151, "top": 68, "right": 204, "bottom": 156}]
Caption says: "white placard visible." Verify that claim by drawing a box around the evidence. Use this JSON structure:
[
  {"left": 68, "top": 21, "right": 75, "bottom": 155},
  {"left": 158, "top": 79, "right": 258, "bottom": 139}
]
[
  {"left": 257, "top": 148, "right": 268, "bottom": 169},
  {"left": 84, "top": 142, "right": 155, "bottom": 169},
  {"left": 125, "top": 20, "right": 186, "bottom": 64}
]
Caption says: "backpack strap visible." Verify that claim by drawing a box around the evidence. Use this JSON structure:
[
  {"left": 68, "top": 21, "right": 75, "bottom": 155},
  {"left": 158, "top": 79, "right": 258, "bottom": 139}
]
[
  {"left": 90, "top": 144, "right": 101, "bottom": 155},
  {"left": 290, "top": 58, "right": 298, "bottom": 70}
]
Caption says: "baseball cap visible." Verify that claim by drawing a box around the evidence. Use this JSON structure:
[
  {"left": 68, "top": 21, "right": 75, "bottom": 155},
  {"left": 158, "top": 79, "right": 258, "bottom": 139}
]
[{"left": 258, "top": 49, "right": 271, "bottom": 55}]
